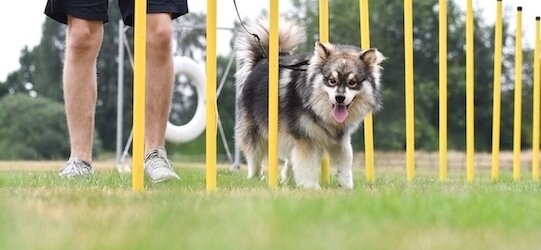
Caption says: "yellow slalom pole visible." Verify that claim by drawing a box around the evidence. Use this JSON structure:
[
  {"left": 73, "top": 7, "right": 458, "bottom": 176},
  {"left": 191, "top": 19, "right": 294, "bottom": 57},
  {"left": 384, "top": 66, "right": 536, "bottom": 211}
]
[
  {"left": 404, "top": 0, "right": 415, "bottom": 181},
  {"left": 513, "top": 7, "right": 523, "bottom": 181},
  {"left": 268, "top": 0, "right": 279, "bottom": 189},
  {"left": 533, "top": 16, "right": 541, "bottom": 182},
  {"left": 132, "top": 0, "right": 146, "bottom": 192},
  {"left": 438, "top": 0, "right": 448, "bottom": 182},
  {"left": 491, "top": 0, "right": 503, "bottom": 182},
  {"left": 206, "top": 0, "right": 217, "bottom": 192},
  {"left": 360, "top": 0, "right": 375, "bottom": 183},
  {"left": 466, "top": 0, "right": 474, "bottom": 183},
  {"left": 319, "top": 0, "right": 331, "bottom": 187},
  {"left": 319, "top": 0, "right": 329, "bottom": 43}
]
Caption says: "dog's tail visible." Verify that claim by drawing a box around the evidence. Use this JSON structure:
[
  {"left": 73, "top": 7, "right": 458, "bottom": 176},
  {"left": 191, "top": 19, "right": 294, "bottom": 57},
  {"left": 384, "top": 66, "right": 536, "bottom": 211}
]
[{"left": 234, "top": 16, "right": 305, "bottom": 89}]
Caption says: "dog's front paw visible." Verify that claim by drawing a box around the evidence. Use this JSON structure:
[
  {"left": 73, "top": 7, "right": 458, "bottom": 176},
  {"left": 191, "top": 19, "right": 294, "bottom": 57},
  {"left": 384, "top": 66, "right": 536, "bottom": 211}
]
[
  {"left": 280, "top": 166, "right": 291, "bottom": 185},
  {"left": 247, "top": 169, "right": 262, "bottom": 179},
  {"left": 247, "top": 172, "right": 257, "bottom": 179},
  {"left": 296, "top": 182, "right": 322, "bottom": 190},
  {"left": 293, "top": 173, "right": 321, "bottom": 189},
  {"left": 279, "top": 173, "right": 289, "bottom": 185},
  {"left": 338, "top": 180, "right": 354, "bottom": 190},
  {"left": 337, "top": 173, "right": 354, "bottom": 190}
]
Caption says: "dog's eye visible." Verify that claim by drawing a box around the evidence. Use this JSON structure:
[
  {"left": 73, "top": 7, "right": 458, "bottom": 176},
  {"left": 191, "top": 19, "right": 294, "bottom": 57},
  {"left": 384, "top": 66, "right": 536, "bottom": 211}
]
[
  {"left": 328, "top": 78, "right": 337, "bottom": 86},
  {"left": 348, "top": 80, "right": 357, "bottom": 87}
]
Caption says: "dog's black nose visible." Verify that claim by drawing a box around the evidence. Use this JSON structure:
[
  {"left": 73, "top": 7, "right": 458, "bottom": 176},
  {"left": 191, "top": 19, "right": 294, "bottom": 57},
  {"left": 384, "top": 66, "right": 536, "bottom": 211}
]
[{"left": 335, "top": 95, "right": 345, "bottom": 104}]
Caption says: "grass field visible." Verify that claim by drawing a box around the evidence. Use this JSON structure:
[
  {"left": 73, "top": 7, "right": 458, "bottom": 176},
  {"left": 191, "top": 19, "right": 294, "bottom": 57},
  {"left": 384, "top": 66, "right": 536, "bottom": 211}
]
[{"left": 1, "top": 161, "right": 541, "bottom": 250}]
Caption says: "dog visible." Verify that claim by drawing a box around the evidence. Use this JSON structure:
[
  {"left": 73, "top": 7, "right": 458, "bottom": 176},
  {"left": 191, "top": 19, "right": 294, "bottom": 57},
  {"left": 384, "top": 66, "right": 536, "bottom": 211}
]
[{"left": 234, "top": 17, "right": 385, "bottom": 189}]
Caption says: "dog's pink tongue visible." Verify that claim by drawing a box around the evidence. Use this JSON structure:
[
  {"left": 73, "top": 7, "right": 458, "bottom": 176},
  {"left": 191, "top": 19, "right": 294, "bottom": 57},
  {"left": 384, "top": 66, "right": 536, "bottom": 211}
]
[{"left": 331, "top": 105, "right": 348, "bottom": 123}]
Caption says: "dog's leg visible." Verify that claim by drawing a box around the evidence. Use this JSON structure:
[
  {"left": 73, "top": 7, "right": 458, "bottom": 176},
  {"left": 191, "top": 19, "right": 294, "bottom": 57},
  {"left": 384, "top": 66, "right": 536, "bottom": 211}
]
[
  {"left": 291, "top": 141, "right": 322, "bottom": 189},
  {"left": 246, "top": 153, "right": 263, "bottom": 179},
  {"left": 280, "top": 159, "right": 292, "bottom": 185},
  {"left": 259, "top": 158, "right": 268, "bottom": 181},
  {"left": 328, "top": 139, "right": 354, "bottom": 189},
  {"left": 246, "top": 147, "right": 264, "bottom": 179},
  {"left": 236, "top": 116, "right": 265, "bottom": 179}
]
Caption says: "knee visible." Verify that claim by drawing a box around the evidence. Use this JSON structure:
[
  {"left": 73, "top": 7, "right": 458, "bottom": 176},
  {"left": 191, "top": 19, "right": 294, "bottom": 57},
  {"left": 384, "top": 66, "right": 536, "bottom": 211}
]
[
  {"left": 147, "top": 22, "right": 173, "bottom": 52},
  {"left": 66, "top": 23, "right": 102, "bottom": 55}
]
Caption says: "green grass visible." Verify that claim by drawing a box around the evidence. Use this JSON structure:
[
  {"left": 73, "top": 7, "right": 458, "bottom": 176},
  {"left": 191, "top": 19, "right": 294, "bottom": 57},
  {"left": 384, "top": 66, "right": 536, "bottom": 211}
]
[{"left": 1, "top": 165, "right": 541, "bottom": 250}]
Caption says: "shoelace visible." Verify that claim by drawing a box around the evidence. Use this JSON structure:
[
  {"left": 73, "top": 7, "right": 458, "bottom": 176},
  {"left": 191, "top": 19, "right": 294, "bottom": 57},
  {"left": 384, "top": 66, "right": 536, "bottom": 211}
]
[
  {"left": 145, "top": 150, "right": 173, "bottom": 170},
  {"left": 61, "top": 160, "right": 91, "bottom": 175}
]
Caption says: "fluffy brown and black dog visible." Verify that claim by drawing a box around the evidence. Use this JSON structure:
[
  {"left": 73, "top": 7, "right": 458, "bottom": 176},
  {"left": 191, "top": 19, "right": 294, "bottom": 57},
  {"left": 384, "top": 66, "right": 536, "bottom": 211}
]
[{"left": 234, "top": 17, "right": 385, "bottom": 189}]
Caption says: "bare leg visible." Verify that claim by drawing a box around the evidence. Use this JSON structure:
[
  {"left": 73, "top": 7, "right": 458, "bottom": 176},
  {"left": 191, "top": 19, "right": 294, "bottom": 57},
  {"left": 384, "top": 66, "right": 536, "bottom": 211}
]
[
  {"left": 138, "top": 13, "right": 181, "bottom": 182},
  {"left": 144, "top": 13, "right": 174, "bottom": 154},
  {"left": 63, "top": 17, "right": 103, "bottom": 163}
]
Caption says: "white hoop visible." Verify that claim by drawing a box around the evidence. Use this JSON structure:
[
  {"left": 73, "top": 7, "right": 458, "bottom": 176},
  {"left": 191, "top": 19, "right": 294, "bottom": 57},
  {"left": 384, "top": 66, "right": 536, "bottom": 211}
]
[{"left": 165, "top": 56, "right": 206, "bottom": 143}]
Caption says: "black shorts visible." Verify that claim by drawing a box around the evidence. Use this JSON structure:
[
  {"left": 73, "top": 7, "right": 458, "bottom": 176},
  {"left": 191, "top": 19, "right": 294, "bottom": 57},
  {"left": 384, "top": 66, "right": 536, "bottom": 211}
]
[{"left": 44, "top": 0, "right": 188, "bottom": 26}]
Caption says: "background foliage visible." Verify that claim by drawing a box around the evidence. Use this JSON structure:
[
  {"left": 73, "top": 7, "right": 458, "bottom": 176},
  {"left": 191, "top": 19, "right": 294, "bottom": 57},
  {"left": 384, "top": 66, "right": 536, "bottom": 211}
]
[{"left": 0, "top": 94, "right": 102, "bottom": 160}]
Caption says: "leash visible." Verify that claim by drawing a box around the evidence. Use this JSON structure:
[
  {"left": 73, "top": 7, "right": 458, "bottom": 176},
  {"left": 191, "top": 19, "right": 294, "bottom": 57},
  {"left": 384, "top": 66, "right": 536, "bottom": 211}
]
[
  {"left": 232, "top": 0, "right": 268, "bottom": 59},
  {"left": 278, "top": 60, "right": 309, "bottom": 71},
  {"left": 232, "top": 0, "right": 309, "bottom": 72}
]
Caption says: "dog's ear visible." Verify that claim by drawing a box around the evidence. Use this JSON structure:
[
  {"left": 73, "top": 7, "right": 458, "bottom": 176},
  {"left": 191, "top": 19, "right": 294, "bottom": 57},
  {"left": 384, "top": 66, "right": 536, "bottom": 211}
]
[
  {"left": 314, "top": 42, "right": 334, "bottom": 60},
  {"left": 360, "top": 48, "right": 385, "bottom": 65}
]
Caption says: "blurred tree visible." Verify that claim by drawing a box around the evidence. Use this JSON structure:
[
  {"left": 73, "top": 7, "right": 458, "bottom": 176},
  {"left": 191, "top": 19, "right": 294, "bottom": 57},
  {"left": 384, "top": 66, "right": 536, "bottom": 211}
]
[
  {"left": 0, "top": 47, "right": 39, "bottom": 98},
  {"left": 0, "top": 94, "right": 101, "bottom": 160},
  {"left": 173, "top": 13, "right": 207, "bottom": 61}
]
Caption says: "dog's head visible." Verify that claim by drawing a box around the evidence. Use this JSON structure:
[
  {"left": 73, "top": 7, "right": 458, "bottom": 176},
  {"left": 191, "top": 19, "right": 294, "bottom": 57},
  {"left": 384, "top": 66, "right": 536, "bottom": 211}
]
[{"left": 309, "top": 42, "right": 385, "bottom": 124}]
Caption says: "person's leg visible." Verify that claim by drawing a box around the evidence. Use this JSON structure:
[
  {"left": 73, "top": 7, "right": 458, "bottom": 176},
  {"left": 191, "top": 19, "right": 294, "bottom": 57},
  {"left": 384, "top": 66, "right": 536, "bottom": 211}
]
[
  {"left": 117, "top": 0, "right": 187, "bottom": 154},
  {"left": 118, "top": 0, "right": 187, "bottom": 182},
  {"left": 142, "top": 13, "right": 180, "bottom": 182},
  {"left": 63, "top": 17, "right": 103, "bottom": 164},
  {"left": 144, "top": 13, "right": 174, "bottom": 154},
  {"left": 45, "top": 0, "right": 108, "bottom": 178}
]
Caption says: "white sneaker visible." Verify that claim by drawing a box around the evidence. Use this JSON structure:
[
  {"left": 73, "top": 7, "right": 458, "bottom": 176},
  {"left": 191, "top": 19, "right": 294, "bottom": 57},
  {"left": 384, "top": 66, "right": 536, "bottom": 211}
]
[
  {"left": 59, "top": 156, "right": 93, "bottom": 178},
  {"left": 144, "top": 147, "right": 180, "bottom": 183}
]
